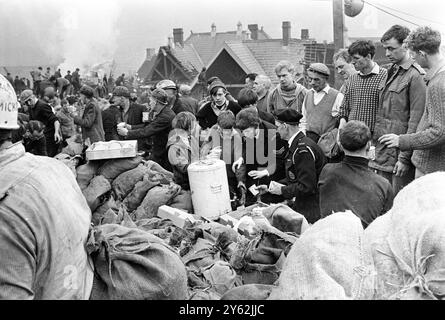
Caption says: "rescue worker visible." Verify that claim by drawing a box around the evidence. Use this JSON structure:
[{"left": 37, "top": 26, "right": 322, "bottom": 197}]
[
  {"left": 19, "top": 89, "right": 62, "bottom": 157},
  {"left": 0, "top": 74, "right": 93, "bottom": 299},
  {"left": 111, "top": 86, "right": 147, "bottom": 152},
  {"left": 117, "top": 88, "right": 175, "bottom": 170},
  {"left": 259, "top": 109, "right": 326, "bottom": 224},
  {"left": 156, "top": 79, "right": 186, "bottom": 114},
  {"left": 68, "top": 85, "right": 105, "bottom": 145}
]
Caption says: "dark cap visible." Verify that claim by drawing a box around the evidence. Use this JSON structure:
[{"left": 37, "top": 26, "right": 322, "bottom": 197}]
[{"left": 276, "top": 109, "right": 303, "bottom": 125}]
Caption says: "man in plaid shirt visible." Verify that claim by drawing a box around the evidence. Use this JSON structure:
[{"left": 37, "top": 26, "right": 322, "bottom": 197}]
[{"left": 338, "top": 40, "right": 388, "bottom": 134}]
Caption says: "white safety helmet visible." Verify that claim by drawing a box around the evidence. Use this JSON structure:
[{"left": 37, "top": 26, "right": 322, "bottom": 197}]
[{"left": 0, "top": 74, "right": 19, "bottom": 129}]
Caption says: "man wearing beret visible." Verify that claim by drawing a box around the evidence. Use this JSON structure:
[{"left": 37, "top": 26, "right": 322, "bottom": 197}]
[
  {"left": 260, "top": 109, "right": 326, "bottom": 224},
  {"left": 300, "top": 63, "right": 343, "bottom": 144}
]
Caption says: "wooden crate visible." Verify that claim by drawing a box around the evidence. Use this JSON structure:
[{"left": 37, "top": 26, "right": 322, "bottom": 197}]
[{"left": 86, "top": 140, "right": 138, "bottom": 160}]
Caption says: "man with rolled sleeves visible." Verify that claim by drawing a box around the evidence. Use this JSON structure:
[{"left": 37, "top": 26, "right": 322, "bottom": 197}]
[{"left": 260, "top": 109, "right": 326, "bottom": 224}]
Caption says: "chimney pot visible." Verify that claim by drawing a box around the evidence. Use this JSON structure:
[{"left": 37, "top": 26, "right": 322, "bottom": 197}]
[
  {"left": 237, "top": 21, "right": 242, "bottom": 37},
  {"left": 282, "top": 21, "right": 291, "bottom": 46},
  {"left": 173, "top": 28, "right": 184, "bottom": 47},
  {"left": 211, "top": 23, "right": 216, "bottom": 38},
  {"left": 248, "top": 24, "right": 259, "bottom": 40}
]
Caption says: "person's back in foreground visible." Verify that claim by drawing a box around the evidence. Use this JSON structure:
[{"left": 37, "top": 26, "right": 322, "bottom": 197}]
[
  {"left": 0, "top": 74, "right": 93, "bottom": 299},
  {"left": 318, "top": 120, "right": 394, "bottom": 228}
]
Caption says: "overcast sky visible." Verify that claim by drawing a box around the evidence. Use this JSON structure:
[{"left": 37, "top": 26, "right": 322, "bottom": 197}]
[{"left": 1, "top": 0, "right": 444, "bottom": 74}]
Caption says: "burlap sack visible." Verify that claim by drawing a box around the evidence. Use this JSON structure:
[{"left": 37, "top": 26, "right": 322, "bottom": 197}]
[
  {"left": 169, "top": 189, "right": 193, "bottom": 213},
  {"left": 82, "top": 175, "right": 112, "bottom": 212},
  {"left": 202, "top": 261, "right": 238, "bottom": 296},
  {"left": 268, "top": 211, "right": 375, "bottom": 300},
  {"left": 112, "top": 164, "right": 147, "bottom": 201},
  {"left": 122, "top": 172, "right": 162, "bottom": 212},
  {"left": 366, "top": 172, "right": 445, "bottom": 300},
  {"left": 261, "top": 204, "right": 310, "bottom": 235},
  {"left": 98, "top": 156, "right": 143, "bottom": 182},
  {"left": 54, "top": 153, "right": 80, "bottom": 177},
  {"left": 145, "top": 160, "right": 174, "bottom": 182},
  {"left": 87, "top": 224, "right": 188, "bottom": 300},
  {"left": 92, "top": 195, "right": 119, "bottom": 226},
  {"left": 76, "top": 161, "right": 102, "bottom": 191},
  {"left": 132, "top": 183, "right": 181, "bottom": 220}
]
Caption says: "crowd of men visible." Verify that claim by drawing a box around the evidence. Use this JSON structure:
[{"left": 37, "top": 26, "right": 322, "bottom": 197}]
[{"left": 0, "top": 23, "right": 444, "bottom": 298}]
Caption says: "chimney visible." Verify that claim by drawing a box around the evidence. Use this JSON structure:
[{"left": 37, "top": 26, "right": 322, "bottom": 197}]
[
  {"left": 168, "top": 37, "right": 174, "bottom": 48},
  {"left": 145, "top": 48, "right": 156, "bottom": 60},
  {"left": 173, "top": 28, "right": 184, "bottom": 47},
  {"left": 248, "top": 24, "right": 259, "bottom": 40},
  {"left": 236, "top": 21, "right": 242, "bottom": 37},
  {"left": 282, "top": 21, "right": 291, "bottom": 46},
  {"left": 211, "top": 23, "right": 216, "bottom": 38},
  {"left": 301, "top": 29, "right": 309, "bottom": 40}
]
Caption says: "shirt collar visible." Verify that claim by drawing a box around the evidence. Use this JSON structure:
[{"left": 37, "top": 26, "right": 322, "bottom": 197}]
[
  {"left": 288, "top": 130, "right": 302, "bottom": 147},
  {"left": 425, "top": 60, "right": 445, "bottom": 82},
  {"left": 0, "top": 142, "right": 26, "bottom": 168},
  {"left": 359, "top": 62, "right": 380, "bottom": 76},
  {"left": 398, "top": 58, "right": 415, "bottom": 70},
  {"left": 311, "top": 84, "right": 330, "bottom": 94}
]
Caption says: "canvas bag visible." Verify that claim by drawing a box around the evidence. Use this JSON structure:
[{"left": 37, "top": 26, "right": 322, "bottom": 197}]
[
  {"left": 87, "top": 223, "right": 188, "bottom": 300},
  {"left": 269, "top": 211, "right": 376, "bottom": 300}
]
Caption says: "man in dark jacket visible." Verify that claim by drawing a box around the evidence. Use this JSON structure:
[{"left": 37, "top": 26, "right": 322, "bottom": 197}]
[
  {"left": 262, "top": 109, "right": 326, "bottom": 224},
  {"left": 69, "top": 85, "right": 105, "bottom": 145},
  {"left": 319, "top": 120, "right": 394, "bottom": 228},
  {"left": 117, "top": 88, "right": 175, "bottom": 170},
  {"left": 111, "top": 86, "right": 147, "bottom": 151},
  {"left": 234, "top": 108, "right": 287, "bottom": 206},
  {"left": 178, "top": 84, "right": 199, "bottom": 115},
  {"left": 20, "top": 90, "right": 62, "bottom": 157}
]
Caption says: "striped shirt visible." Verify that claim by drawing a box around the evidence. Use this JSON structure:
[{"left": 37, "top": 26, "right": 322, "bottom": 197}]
[{"left": 338, "top": 63, "right": 387, "bottom": 132}]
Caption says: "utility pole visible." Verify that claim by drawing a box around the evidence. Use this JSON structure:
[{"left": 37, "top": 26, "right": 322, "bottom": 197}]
[{"left": 332, "top": 0, "right": 347, "bottom": 88}]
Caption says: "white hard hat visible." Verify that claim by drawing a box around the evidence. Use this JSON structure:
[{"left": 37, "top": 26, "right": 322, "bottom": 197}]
[{"left": 0, "top": 74, "right": 19, "bottom": 129}]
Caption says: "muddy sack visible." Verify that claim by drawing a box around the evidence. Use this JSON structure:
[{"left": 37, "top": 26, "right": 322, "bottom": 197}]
[
  {"left": 92, "top": 196, "right": 119, "bottom": 226},
  {"left": 122, "top": 172, "right": 162, "bottom": 212},
  {"left": 169, "top": 189, "right": 193, "bottom": 213},
  {"left": 132, "top": 183, "right": 181, "bottom": 220},
  {"left": 98, "top": 156, "right": 143, "bottom": 182},
  {"left": 365, "top": 172, "right": 445, "bottom": 300},
  {"left": 82, "top": 175, "right": 112, "bottom": 212},
  {"left": 54, "top": 153, "right": 81, "bottom": 178},
  {"left": 61, "top": 141, "right": 84, "bottom": 156},
  {"left": 268, "top": 211, "right": 375, "bottom": 300},
  {"left": 145, "top": 160, "right": 174, "bottom": 182},
  {"left": 76, "top": 161, "right": 102, "bottom": 191},
  {"left": 261, "top": 204, "right": 310, "bottom": 235},
  {"left": 87, "top": 223, "right": 189, "bottom": 300},
  {"left": 112, "top": 164, "right": 147, "bottom": 201},
  {"left": 202, "top": 261, "right": 238, "bottom": 296}
]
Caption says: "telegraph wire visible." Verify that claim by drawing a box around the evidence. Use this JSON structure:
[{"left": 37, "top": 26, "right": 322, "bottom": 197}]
[{"left": 362, "top": 0, "right": 421, "bottom": 27}]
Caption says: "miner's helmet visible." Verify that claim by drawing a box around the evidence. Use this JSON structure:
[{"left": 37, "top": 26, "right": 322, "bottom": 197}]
[
  {"left": 0, "top": 74, "right": 20, "bottom": 129},
  {"left": 156, "top": 79, "right": 177, "bottom": 91}
]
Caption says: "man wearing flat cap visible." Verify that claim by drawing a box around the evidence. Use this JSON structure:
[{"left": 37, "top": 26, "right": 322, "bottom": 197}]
[
  {"left": 300, "top": 63, "right": 344, "bottom": 145},
  {"left": 261, "top": 109, "right": 326, "bottom": 223}
]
